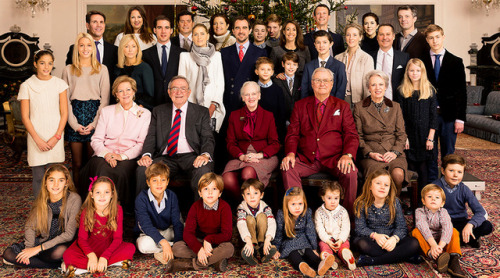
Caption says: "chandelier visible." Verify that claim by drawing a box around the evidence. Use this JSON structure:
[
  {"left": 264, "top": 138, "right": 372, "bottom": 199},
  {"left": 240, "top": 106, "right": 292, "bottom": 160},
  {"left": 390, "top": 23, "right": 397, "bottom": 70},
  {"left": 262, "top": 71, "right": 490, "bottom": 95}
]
[
  {"left": 471, "top": 0, "right": 500, "bottom": 15},
  {"left": 15, "top": 0, "right": 51, "bottom": 18}
]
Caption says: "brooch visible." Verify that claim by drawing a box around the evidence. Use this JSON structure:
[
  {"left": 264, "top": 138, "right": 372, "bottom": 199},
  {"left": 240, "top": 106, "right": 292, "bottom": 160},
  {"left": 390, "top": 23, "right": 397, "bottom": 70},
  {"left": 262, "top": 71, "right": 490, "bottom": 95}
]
[
  {"left": 137, "top": 110, "right": 144, "bottom": 118},
  {"left": 383, "top": 107, "right": 390, "bottom": 113}
]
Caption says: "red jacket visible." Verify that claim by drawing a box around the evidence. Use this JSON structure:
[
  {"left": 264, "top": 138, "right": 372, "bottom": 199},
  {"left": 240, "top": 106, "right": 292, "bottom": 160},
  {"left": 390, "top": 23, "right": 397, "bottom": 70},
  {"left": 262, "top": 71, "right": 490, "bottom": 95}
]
[
  {"left": 226, "top": 106, "right": 280, "bottom": 158},
  {"left": 285, "top": 96, "right": 359, "bottom": 168}
]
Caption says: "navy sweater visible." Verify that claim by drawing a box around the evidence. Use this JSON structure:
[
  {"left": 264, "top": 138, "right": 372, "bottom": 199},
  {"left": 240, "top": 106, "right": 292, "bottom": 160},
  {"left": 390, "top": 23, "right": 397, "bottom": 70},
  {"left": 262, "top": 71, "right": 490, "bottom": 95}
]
[{"left": 134, "top": 189, "right": 184, "bottom": 244}]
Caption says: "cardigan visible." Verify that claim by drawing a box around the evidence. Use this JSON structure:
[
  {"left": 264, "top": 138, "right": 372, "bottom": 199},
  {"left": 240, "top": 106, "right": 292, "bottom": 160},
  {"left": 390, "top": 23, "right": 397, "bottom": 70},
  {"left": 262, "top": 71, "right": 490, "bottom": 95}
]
[
  {"left": 354, "top": 198, "right": 407, "bottom": 240},
  {"left": 134, "top": 189, "right": 184, "bottom": 244},
  {"left": 24, "top": 192, "right": 82, "bottom": 249},
  {"left": 415, "top": 207, "right": 453, "bottom": 244},
  {"left": 114, "top": 62, "right": 155, "bottom": 110},
  {"left": 91, "top": 103, "right": 151, "bottom": 160},
  {"left": 335, "top": 48, "right": 374, "bottom": 103},
  {"left": 183, "top": 199, "right": 232, "bottom": 254},
  {"left": 314, "top": 204, "right": 350, "bottom": 243},
  {"left": 236, "top": 200, "right": 276, "bottom": 242},
  {"left": 433, "top": 177, "right": 488, "bottom": 227},
  {"left": 273, "top": 208, "right": 317, "bottom": 258}
]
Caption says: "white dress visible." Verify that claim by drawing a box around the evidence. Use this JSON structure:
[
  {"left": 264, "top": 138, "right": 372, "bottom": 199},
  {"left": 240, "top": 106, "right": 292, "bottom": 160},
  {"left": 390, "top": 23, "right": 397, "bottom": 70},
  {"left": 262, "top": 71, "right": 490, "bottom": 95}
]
[
  {"left": 17, "top": 75, "right": 68, "bottom": 166},
  {"left": 114, "top": 33, "right": 157, "bottom": 51}
]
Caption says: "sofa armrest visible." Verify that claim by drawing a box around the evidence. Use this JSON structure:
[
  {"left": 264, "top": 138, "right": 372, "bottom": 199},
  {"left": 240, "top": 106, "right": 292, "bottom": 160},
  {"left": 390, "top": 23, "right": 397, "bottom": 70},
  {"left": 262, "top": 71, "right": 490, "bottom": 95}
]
[{"left": 466, "top": 105, "right": 485, "bottom": 115}]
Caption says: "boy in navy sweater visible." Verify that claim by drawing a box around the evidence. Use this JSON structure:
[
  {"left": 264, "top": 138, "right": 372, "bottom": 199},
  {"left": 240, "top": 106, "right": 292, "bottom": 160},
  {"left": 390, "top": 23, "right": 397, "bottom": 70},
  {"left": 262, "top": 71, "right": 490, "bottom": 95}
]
[
  {"left": 433, "top": 154, "right": 493, "bottom": 248},
  {"left": 135, "top": 162, "right": 183, "bottom": 270}
]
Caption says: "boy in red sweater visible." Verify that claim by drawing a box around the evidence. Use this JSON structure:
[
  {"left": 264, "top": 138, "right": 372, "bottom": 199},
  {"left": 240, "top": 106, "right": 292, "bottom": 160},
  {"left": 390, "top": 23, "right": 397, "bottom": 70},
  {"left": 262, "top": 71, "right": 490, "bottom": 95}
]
[{"left": 172, "top": 173, "right": 234, "bottom": 272}]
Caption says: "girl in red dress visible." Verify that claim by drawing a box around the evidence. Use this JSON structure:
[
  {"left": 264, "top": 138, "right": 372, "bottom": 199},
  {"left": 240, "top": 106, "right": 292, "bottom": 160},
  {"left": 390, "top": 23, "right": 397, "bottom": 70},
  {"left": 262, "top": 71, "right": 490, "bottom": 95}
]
[{"left": 62, "top": 177, "right": 135, "bottom": 276}]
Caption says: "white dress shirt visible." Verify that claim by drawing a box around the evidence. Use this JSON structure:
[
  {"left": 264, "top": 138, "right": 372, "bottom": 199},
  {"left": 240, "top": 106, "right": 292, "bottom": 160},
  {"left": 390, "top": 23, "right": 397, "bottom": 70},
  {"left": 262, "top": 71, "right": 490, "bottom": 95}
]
[{"left": 376, "top": 48, "right": 394, "bottom": 99}]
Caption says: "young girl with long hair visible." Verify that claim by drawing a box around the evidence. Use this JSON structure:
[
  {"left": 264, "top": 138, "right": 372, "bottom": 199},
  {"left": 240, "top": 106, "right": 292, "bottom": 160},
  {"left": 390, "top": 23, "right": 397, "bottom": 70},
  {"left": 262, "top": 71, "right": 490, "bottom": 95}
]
[
  {"left": 398, "top": 58, "right": 438, "bottom": 197},
  {"left": 353, "top": 169, "right": 420, "bottom": 266},
  {"left": 18, "top": 50, "right": 68, "bottom": 196},
  {"left": 114, "top": 6, "right": 156, "bottom": 50},
  {"left": 62, "top": 177, "right": 135, "bottom": 276},
  {"left": 273, "top": 187, "right": 335, "bottom": 277},
  {"left": 62, "top": 33, "right": 110, "bottom": 193},
  {"left": 2, "top": 165, "right": 82, "bottom": 268}
]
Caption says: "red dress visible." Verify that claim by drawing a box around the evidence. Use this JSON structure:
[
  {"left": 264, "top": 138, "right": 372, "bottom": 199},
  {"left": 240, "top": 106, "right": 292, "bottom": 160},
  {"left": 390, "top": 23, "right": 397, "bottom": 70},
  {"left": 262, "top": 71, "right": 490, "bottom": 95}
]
[{"left": 63, "top": 206, "right": 135, "bottom": 268}]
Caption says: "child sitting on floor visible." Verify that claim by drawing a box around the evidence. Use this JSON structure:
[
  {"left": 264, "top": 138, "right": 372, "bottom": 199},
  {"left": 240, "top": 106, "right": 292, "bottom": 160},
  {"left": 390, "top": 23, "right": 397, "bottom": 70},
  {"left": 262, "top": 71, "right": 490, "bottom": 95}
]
[
  {"left": 314, "top": 181, "right": 356, "bottom": 270},
  {"left": 237, "top": 178, "right": 277, "bottom": 265},
  {"left": 135, "top": 162, "right": 183, "bottom": 271},
  {"left": 412, "top": 184, "right": 466, "bottom": 277}
]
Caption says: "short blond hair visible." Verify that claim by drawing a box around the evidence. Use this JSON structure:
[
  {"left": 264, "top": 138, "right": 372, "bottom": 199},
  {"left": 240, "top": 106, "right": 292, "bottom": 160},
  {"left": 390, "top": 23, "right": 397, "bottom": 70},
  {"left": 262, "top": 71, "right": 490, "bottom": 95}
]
[{"left": 421, "top": 184, "right": 446, "bottom": 203}]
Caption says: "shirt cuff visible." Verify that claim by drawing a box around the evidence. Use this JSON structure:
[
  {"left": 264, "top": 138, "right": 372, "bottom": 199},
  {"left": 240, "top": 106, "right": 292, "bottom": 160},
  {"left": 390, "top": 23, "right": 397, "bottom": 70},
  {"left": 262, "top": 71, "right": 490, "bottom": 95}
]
[
  {"left": 455, "top": 120, "right": 464, "bottom": 124},
  {"left": 142, "top": 153, "right": 152, "bottom": 158},
  {"left": 98, "top": 151, "right": 107, "bottom": 158},
  {"left": 120, "top": 154, "right": 128, "bottom": 160},
  {"left": 201, "top": 152, "right": 213, "bottom": 162}
]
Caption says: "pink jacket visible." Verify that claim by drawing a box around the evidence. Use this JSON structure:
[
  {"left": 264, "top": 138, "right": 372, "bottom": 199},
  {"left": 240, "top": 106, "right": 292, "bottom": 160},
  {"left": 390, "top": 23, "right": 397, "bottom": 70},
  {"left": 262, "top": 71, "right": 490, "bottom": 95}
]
[{"left": 91, "top": 103, "right": 151, "bottom": 159}]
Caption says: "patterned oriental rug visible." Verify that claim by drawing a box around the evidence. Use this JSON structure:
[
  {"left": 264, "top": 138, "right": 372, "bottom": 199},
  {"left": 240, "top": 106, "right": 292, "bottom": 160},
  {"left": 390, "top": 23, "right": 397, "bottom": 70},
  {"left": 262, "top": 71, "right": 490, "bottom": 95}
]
[{"left": 0, "top": 135, "right": 498, "bottom": 277}]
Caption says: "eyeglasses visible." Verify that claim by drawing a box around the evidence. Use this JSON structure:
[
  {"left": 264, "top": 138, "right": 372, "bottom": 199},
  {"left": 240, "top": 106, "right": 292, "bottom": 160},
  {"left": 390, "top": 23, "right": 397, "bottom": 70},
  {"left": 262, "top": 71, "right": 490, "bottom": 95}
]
[
  {"left": 169, "top": 87, "right": 188, "bottom": 93},
  {"left": 312, "top": 78, "right": 333, "bottom": 84}
]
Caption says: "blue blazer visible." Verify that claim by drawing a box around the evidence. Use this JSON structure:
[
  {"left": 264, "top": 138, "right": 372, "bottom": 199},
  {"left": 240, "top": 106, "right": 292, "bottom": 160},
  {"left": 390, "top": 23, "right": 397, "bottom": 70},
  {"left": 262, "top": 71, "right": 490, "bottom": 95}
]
[
  {"left": 304, "top": 31, "right": 345, "bottom": 60},
  {"left": 220, "top": 43, "right": 267, "bottom": 117},
  {"left": 300, "top": 57, "right": 347, "bottom": 100}
]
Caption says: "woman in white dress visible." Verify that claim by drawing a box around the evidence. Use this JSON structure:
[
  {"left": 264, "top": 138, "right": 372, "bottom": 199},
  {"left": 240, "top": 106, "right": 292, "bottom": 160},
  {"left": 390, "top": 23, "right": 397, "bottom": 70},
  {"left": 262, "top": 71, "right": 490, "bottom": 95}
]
[
  {"left": 18, "top": 50, "right": 68, "bottom": 196},
  {"left": 114, "top": 6, "right": 156, "bottom": 51},
  {"left": 178, "top": 23, "right": 225, "bottom": 132}
]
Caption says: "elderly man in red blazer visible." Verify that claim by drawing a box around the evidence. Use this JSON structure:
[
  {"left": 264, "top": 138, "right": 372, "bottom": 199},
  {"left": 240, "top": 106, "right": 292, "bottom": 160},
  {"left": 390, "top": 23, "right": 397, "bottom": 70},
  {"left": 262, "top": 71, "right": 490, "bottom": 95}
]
[{"left": 281, "top": 67, "right": 359, "bottom": 212}]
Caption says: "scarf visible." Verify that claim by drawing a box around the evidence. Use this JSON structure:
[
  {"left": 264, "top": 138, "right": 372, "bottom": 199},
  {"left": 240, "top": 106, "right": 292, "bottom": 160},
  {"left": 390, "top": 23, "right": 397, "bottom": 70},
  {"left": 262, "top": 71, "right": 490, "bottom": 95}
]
[
  {"left": 190, "top": 42, "right": 216, "bottom": 105},
  {"left": 243, "top": 106, "right": 257, "bottom": 138}
]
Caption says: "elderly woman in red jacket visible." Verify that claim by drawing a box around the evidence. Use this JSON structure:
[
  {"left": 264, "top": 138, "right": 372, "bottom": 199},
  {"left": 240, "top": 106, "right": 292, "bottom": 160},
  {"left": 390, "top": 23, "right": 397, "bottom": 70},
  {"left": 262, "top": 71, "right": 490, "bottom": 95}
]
[{"left": 222, "top": 81, "right": 280, "bottom": 202}]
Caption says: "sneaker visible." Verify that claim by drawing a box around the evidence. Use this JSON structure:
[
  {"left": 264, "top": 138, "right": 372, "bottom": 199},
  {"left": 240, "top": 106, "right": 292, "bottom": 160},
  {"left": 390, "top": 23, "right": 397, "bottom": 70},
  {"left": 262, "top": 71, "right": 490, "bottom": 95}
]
[
  {"left": 214, "top": 258, "right": 228, "bottom": 272},
  {"left": 261, "top": 245, "right": 277, "bottom": 264},
  {"left": 318, "top": 254, "right": 336, "bottom": 276},
  {"left": 3, "top": 259, "right": 14, "bottom": 266},
  {"left": 357, "top": 255, "right": 375, "bottom": 267},
  {"left": 436, "top": 252, "right": 450, "bottom": 273},
  {"left": 448, "top": 255, "right": 467, "bottom": 278},
  {"left": 241, "top": 248, "right": 258, "bottom": 266},
  {"left": 299, "top": 262, "right": 317, "bottom": 278},
  {"left": 154, "top": 252, "right": 170, "bottom": 265},
  {"left": 342, "top": 248, "right": 356, "bottom": 270}
]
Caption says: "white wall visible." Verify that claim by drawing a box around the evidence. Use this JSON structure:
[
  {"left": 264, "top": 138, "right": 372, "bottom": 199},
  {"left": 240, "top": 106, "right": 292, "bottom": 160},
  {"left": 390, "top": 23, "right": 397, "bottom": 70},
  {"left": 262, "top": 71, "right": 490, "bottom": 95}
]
[{"left": 1, "top": 0, "right": 499, "bottom": 79}]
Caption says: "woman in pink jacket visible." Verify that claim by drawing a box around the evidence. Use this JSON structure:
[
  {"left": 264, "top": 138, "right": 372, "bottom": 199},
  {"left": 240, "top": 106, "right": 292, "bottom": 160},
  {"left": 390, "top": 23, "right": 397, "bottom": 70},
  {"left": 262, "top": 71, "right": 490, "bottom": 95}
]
[{"left": 82, "top": 76, "right": 151, "bottom": 207}]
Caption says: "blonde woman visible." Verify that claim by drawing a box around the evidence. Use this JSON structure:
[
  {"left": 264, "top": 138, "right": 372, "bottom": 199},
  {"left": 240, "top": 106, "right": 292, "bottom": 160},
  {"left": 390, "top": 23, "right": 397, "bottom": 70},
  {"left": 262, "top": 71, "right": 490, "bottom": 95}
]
[{"left": 114, "top": 34, "right": 154, "bottom": 110}]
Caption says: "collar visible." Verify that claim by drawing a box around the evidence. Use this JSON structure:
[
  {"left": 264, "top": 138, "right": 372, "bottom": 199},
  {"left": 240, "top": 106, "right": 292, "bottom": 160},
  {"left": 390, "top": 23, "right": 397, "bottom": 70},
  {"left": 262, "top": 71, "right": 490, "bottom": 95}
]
[
  {"left": 318, "top": 56, "right": 330, "bottom": 64},
  {"left": 430, "top": 49, "right": 446, "bottom": 57},
  {"left": 285, "top": 73, "right": 294, "bottom": 81},
  {"left": 378, "top": 47, "right": 394, "bottom": 56},
  {"left": 203, "top": 199, "right": 219, "bottom": 211},
  {"left": 147, "top": 188, "right": 168, "bottom": 203},
  {"left": 179, "top": 33, "right": 192, "bottom": 41},
  {"left": 254, "top": 42, "right": 266, "bottom": 49},
  {"left": 440, "top": 177, "right": 458, "bottom": 193},
  {"left": 95, "top": 37, "right": 104, "bottom": 45},
  {"left": 423, "top": 206, "right": 442, "bottom": 214},
  {"left": 173, "top": 101, "right": 189, "bottom": 113},
  {"left": 157, "top": 40, "right": 171, "bottom": 48},
  {"left": 258, "top": 80, "right": 273, "bottom": 88},
  {"left": 115, "top": 102, "right": 140, "bottom": 116},
  {"left": 315, "top": 97, "right": 329, "bottom": 106},
  {"left": 322, "top": 203, "right": 341, "bottom": 214},
  {"left": 400, "top": 28, "right": 418, "bottom": 38},
  {"left": 362, "top": 96, "right": 393, "bottom": 107},
  {"left": 236, "top": 40, "right": 250, "bottom": 50}
]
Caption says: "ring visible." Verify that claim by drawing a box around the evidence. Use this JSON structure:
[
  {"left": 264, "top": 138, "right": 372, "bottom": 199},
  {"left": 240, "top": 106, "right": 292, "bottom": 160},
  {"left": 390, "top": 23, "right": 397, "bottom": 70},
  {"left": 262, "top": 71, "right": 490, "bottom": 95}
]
[{"left": 348, "top": 163, "right": 351, "bottom": 165}]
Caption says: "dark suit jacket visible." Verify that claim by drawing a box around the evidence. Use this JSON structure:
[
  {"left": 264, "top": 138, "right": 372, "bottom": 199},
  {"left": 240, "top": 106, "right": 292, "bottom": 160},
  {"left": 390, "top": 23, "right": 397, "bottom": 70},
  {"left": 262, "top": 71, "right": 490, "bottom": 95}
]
[
  {"left": 171, "top": 35, "right": 192, "bottom": 51},
  {"left": 394, "top": 30, "right": 430, "bottom": 59},
  {"left": 142, "top": 43, "right": 185, "bottom": 105},
  {"left": 285, "top": 96, "right": 359, "bottom": 168},
  {"left": 220, "top": 43, "right": 267, "bottom": 116},
  {"left": 226, "top": 106, "right": 280, "bottom": 159},
  {"left": 421, "top": 50, "right": 467, "bottom": 122},
  {"left": 273, "top": 75, "right": 302, "bottom": 121},
  {"left": 141, "top": 102, "right": 215, "bottom": 158},
  {"left": 369, "top": 49, "right": 410, "bottom": 103},
  {"left": 301, "top": 57, "right": 347, "bottom": 100},
  {"left": 304, "top": 30, "right": 345, "bottom": 61}
]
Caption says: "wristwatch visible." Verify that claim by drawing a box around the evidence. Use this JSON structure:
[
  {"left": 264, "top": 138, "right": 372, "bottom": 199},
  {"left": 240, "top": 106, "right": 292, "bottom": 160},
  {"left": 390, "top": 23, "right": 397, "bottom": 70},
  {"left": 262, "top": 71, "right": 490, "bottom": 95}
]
[{"left": 343, "top": 153, "right": 353, "bottom": 158}]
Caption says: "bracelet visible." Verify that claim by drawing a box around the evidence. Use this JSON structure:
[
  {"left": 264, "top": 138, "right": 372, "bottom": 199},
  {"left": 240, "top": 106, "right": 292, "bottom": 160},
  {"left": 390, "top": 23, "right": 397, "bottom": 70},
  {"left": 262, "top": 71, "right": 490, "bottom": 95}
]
[
  {"left": 427, "top": 138, "right": 434, "bottom": 143},
  {"left": 54, "top": 134, "right": 61, "bottom": 140},
  {"left": 40, "top": 244, "right": 44, "bottom": 251}
]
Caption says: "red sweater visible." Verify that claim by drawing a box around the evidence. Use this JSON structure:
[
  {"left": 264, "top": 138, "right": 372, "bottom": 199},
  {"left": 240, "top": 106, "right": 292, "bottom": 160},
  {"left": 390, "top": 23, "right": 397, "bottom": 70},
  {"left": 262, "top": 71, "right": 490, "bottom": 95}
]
[{"left": 183, "top": 199, "right": 233, "bottom": 253}]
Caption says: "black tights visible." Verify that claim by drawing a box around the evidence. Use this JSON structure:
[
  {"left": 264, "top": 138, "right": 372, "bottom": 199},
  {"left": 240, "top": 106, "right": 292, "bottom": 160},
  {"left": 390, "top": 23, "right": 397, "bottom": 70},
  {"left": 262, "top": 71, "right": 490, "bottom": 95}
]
[
  {"left": 287, "top": 248, "right": 321, "bottom": 271},
  {"left": 353, "top": 236, "right": 420, "bottom": 265},
  {"left": 407, "top": 159, "right": 429, "bottom": 206},
  {"left": 222, "top": 167, "right": 257, "bottom": 204},
  {"left": 3, "top": 242, "right": 70, "bottom": 269},
  {"left": 70, "top": 141, "right": 93, "bottom": 195}
]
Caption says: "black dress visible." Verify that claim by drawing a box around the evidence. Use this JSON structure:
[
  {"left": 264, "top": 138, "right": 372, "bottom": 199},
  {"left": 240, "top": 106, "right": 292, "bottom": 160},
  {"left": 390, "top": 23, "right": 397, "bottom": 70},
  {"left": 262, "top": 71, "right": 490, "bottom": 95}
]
[
  {"left": 361, "top": 34, "right": 379, "bottom": 53},
  {"left": 400, "top": 90, "right": 438, "bottom": 162}
]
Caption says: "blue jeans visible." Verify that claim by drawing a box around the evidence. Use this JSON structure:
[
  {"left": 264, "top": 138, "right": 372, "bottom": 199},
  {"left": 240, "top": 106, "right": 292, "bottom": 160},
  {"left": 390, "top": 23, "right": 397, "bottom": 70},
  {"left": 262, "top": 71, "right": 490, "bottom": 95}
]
[{"left": 428, "top": 115, "right": 457, "bottom": 182}]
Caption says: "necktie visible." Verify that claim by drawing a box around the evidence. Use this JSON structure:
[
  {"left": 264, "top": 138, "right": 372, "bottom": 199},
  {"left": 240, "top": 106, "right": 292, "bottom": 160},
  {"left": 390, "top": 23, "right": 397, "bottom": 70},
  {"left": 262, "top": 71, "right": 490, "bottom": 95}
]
[
  {"left": 320, "top": 61, "right": 326, "bottom": 68},
  {"left": 161, "top": 45, "right": 168, "bottom": 76},
  {"left": 95, "top": 41, "right": 101, "bottom": 63},
  {"left": 166, "top": 109, "right": 181, "bottom": 156},
  {"left": 381, "top": 52, "right": 391, "bottom": 75},
  {"left": 183, "top": 38, "right": 191, "bottom": 51},
  {"left": 239, "top": 45, "right": 244, "bottom": 62},
  {"left": 316, "top": 103, "right": 325, "bottom": 124},
  {"left": 288, "top": 78, "right": 294, "bottom": 95},
  {"left": 434, "top": 54, "right": 441, "bottom": 81}
]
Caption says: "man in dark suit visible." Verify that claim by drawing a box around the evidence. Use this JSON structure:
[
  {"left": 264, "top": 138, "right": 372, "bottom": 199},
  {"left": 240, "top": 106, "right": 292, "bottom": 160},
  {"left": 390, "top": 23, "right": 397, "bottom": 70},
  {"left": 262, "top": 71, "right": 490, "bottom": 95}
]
[
  {"left": 65, "top": 11, "right": 117, "bottom": 84},
  {"left": 303, "top": 4, "right": 345, "bottom": 61},
  {"left": 220, "top": 16, "right": 268, "bottom": 117},
  {"left": 301, "top": 30, "right": 347, "bottom": 99},
  {"left": 369, "top": 24, "right": 409, "bottom": 103},
  {"left": 281, "top": 67, "right": 359, "bottom": 213},
  {"left": 422, "top": 24, "right": 466, "bottom": 182},
  {"left": 170, "top": 10, "right": 194, "bottom": 51},
  {"left": 136, "top": 76, "right": 214, "bottom": 197},
  {"left": 142, "top": 15, "right": 185, "bottom": 105},
  {"left": 274, "top": 52, "right": 302, "bottom": 122},
  {"left": 394, "top": 5, "right": 430, "bottom": 59}
]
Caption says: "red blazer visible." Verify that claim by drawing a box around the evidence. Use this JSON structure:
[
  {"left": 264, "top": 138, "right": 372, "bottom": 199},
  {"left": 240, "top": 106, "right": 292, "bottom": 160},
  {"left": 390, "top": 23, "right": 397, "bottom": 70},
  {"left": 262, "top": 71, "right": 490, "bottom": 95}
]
[
  {"left": 285, "top": 96, "right": 359, "bottom": 168},
  {"left": 226, "top": 106, "right": 280, "bottom": 158}
]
